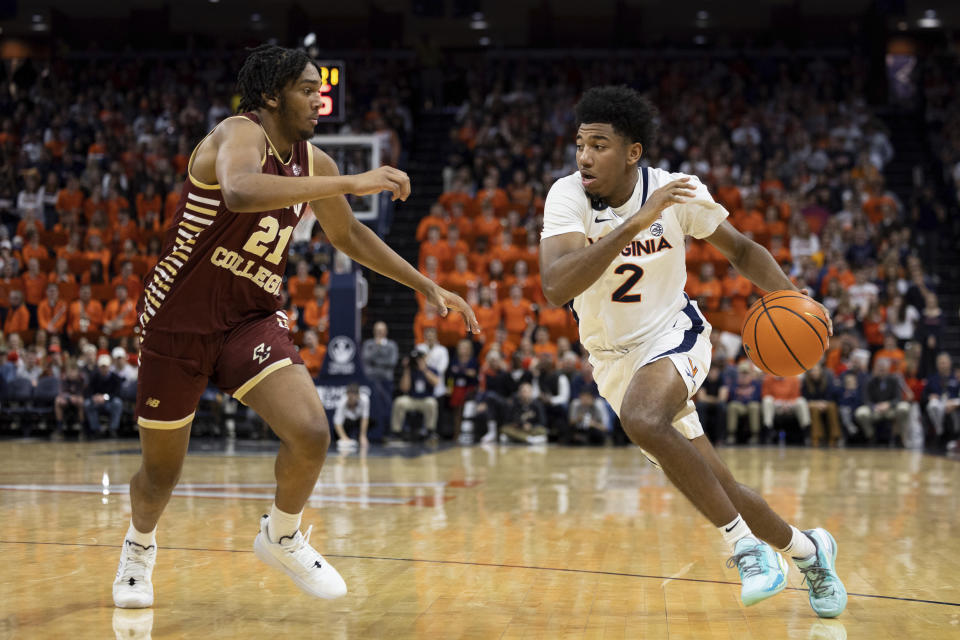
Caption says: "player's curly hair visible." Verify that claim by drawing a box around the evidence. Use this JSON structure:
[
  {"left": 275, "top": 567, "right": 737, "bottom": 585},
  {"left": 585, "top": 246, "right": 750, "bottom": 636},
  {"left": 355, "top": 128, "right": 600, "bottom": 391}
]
[
  {"left": 574, "top": 86, "right": 659, "bottom": 148},
  {"left": 236, "top": 44, "right": 317, "bottom": 113}
]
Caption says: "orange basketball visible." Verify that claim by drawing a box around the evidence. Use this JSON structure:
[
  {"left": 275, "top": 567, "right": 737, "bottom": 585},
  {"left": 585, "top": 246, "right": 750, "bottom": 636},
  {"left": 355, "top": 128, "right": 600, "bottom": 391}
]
[{"left": 741, "top": 290, "right": 829, "bottom": 377}]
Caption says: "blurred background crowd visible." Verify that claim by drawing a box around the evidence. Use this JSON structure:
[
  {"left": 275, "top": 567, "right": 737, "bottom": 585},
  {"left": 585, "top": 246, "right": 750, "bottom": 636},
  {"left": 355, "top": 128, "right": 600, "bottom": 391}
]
[{"left": 1, "top": 4, "right": 958, "bottom": 453}]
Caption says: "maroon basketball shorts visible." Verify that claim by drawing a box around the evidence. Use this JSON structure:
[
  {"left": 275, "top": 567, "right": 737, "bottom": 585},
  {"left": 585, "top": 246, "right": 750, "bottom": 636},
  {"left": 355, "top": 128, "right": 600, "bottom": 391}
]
[{"left": 136, "top": 311, "right": 304, "bottom": 430}]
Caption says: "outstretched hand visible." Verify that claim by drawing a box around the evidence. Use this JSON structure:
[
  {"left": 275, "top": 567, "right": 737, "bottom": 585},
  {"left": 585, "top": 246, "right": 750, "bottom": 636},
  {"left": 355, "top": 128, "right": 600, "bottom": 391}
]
[
  {"left": 427, "top": 285, "right": 481, "bottom": 335},
  {"left": 348, "top": 166, "right": 411, "bottom": 202}
]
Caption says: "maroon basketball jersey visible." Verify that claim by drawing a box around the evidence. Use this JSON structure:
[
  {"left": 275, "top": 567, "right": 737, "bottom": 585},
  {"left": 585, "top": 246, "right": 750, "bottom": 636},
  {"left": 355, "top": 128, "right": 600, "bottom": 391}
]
[{"left": 138, "top": 113, "right": 313, "bottom": 335}]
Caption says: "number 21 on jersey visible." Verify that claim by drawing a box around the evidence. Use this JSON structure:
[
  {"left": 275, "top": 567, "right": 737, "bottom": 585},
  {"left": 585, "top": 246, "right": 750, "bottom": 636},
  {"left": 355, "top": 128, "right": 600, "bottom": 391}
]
[
  {"left": 611, "top": 264, "right": 644, "bottom": 303},
  {"left": 243, "top": 217, "right": 295, "bottom": 265}
]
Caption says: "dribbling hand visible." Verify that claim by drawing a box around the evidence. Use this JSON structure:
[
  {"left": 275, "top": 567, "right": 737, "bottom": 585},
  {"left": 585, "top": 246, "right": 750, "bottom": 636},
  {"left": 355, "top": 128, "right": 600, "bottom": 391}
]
[{"left": 348, "top": 166, "right": 411, "bottom": 202}]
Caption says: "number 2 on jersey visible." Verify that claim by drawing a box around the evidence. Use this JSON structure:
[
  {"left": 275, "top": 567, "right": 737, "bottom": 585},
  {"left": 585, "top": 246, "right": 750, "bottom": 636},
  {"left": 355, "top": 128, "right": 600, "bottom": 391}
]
[
  {"left": 611, "top": 264, "right": 644, "bottom": 303},
  {"left": 242, "top": 217, "right": 294, "bottom": 265}
]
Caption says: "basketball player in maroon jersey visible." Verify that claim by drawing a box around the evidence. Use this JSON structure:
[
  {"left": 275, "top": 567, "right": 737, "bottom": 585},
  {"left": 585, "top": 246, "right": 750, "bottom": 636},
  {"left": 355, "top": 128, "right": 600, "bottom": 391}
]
[{"left": 113, "top": 45, "right": 479, "bottom": 608}]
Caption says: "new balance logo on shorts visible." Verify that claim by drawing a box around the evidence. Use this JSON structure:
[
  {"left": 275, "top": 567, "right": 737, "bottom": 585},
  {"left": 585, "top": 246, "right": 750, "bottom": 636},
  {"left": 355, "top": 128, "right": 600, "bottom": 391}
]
[{"left": 253, "top": 343, "right": 272, "bottom": 364}]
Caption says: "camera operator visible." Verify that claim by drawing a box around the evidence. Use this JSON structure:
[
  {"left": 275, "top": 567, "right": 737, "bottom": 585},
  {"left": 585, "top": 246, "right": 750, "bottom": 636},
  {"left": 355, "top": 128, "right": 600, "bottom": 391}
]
[{"left": 390, "top": 347, "right": 440, "bottom": 441}]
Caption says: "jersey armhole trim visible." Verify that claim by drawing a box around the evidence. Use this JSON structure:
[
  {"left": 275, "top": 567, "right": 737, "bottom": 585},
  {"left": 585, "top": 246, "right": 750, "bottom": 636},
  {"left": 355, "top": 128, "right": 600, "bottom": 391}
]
[{"left": 187, "top": 115, "right": 266, "bottom": 190}]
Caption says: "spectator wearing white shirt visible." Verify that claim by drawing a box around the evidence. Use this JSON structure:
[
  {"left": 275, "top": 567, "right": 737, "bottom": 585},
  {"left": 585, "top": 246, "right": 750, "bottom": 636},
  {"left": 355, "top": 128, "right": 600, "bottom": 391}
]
[
  {"left": 417, "top": 326, "right": 448, "bottom": 399},
  {"left": 333, "top": 384, "right": 370, "bottom": 449}
]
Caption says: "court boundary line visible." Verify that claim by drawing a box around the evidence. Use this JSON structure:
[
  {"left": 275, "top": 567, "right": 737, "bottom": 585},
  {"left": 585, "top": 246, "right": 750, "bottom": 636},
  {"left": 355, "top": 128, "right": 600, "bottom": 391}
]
[{"left": 2, "top": 539, "right": 957, "bottom": 609}]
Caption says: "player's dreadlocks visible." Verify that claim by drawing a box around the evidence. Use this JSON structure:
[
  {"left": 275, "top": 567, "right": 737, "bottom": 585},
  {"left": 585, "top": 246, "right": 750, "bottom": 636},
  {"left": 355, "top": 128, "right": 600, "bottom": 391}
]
[
  {"left": 236, "top": 44, "right": 317, "bottom": 113},
  {"left": 575, "top": 86, "right": 659, "bottom": 149}
]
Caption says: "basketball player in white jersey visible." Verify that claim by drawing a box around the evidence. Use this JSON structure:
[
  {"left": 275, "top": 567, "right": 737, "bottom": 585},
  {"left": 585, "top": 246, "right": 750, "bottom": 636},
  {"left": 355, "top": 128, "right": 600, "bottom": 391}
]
[{"left": 540, "top": 86, "right": 846, "bottom": 617}]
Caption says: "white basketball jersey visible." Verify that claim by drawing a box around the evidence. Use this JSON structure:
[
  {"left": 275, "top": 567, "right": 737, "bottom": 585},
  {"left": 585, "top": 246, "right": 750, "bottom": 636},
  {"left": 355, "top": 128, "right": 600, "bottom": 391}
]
[{"left": 541, "top": 167, "right": 729, "bottom": 355}]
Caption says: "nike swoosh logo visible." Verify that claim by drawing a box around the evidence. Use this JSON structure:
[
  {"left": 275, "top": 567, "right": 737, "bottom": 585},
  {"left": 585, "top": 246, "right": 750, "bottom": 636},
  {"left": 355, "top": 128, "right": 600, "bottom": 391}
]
[
  {"left": 724, "top": 518, "right": 741, "bottom": 533},
  {"left": 595, "top": 217, "right": 613, "bottom": 223}
]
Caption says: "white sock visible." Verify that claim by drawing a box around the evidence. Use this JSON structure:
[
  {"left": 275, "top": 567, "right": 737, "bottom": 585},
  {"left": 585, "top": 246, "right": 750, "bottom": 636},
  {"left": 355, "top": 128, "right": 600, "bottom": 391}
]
[
  {"left": 719, "top": 515, "right": 754, "bottom": 550},
  {"left": 126, "top": 521, "right": 156, "bottom": 547},
  {"left": 778, "top": 525, "right": 816, "bottom": 560},
  {"left": 268, "top": 504, "right": 302, "bottom": 544}
]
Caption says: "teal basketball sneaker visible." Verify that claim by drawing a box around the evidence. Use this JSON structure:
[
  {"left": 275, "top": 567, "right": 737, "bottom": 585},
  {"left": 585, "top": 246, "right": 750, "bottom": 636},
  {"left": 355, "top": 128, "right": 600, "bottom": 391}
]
[
  {"left": 726, "top": 536, "right": 789, "bottom": 606},
  {"left": 796, "top": 528, "right": 847, "bottom": 618}
]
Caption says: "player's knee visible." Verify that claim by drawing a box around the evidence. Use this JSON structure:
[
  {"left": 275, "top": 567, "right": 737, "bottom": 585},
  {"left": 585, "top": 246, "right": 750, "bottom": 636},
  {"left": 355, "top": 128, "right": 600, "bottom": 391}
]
[
  {"left": 140, "top": 461, "right": 183, "bottom": 493},
  {"left": 620, "top": 407, "right": 670, "bottom": 448},
  {"left": 288, "top": 416, "right": 330, "bottom": 459}
]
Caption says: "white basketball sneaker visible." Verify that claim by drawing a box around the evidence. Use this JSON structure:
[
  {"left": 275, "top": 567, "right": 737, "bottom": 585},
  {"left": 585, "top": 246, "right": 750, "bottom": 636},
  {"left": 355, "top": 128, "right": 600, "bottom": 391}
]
[
  {"left": 253, "top": 515, "right": 347, "bottom": 599},
  {"left": 113, "top": 538, "right": 157, "bottom": 608}
]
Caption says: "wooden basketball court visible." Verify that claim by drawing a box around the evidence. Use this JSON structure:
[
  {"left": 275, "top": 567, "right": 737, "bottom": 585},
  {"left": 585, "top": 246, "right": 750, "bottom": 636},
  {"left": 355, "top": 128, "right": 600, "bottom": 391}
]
[{"left": 1, "top": 440, "right": 957, "bottom": 639}]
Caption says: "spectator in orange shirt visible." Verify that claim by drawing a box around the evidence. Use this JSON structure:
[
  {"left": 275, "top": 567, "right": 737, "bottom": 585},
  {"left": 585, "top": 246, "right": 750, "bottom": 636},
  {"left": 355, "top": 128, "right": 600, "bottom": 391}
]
[
  {"left": 479, "top": 326, "right": 519, "bottom": 364},
  {"left": 490, "top": 230, "right": 519, "bottom": 275},
  {"left": 48, "top": 256, "right": 77, "bottom": 288},
  {"left": 768, "top": 235, "right": 791, "bottom": 266},
  {"left": 447, "top": 202, "right": 474, "bottom": 246},
  {"left": 111, "top": 209, "right": 140, "bottom": 249},
  {"left": 504, "top": 209, "right": 528, "bottom": 246},
  {"left": 287, "top": 260, "right": 317, "bottom": 309},
  {"left": 22, "top": 258, "right": 48, "bottom": 306},
  {"left": 471, "top": 201, "right": 502, "bottom": 247},
  {"left": 3, "top": 290, "right": 30, "bottom": 334},
  {"left": 714, "top": 172, "right": 743, "bottom": 213},
  {"left": 501, "top": 284, "right": 534, "bottom": 343},
  {"left": 437, "top": 175, "right": 475, "bottom": 216},
  {"left": 112, "top": 261, "right": 142, "bottom": 303},
  {"left": 687, "top": 263, "right": 723, "bottom": 313},
  {"left": 56, "top": 233, "right": 84, "bottom": 262},
  {"left": 413, "top": 305, "right": 441, "bottom": 345},
  {"left": 299, "top": 329, "right": 326, "bottom": 378},
  {"left": 761, "top": 205, "right": 788, "bottom": 247},
  {"left": 761, "top": 374, "right": 811, "bottom": 437},
  {"left": 112, "top": 239, "right": 143, "bottom": 276},
  {"left": 436, "top": 305, "right": 468, "bottom": 347},
  {"left": 537, "top": 299, "right": 577, "bottom": 344},
  {"left": 474, "top": 173, "right": 509, "bottom": 216},
  {"left": 419, "top": 225, "right": 448, "bottom": 272},
  {"left": 82, "top": 259, "right": 108, "bottom": 286},
  {"left": 85, "top": 208, "right": 113, "bottom": 245},
  {"left": 20, "top": 229, "right": 49, "bottom": 265},
  {"left": 56, "top": 175, "right": 84, "bottom": 219},
  {"left": 83, "top": 189, "right": 107, "bottom": 225},
  {"left": 515, "top": 231, "right": 540, "bottom": 275},
  {"left": 87, "top": 130, "right": 107, "bottom": 162},
  {"left": 102, "top": 284, "right": 137, "bottom": 338},
  {"left": 68, "top": 284, "right": 104, "bottom": 337},
  {"left": 505, "top": 260, "right": 544, "bottom": 305},
  {"left": 862, "top": 188, "right": 897, "bottom": 225},
  {"left": 16, "top": 211, "right": 44, "bottom": 241},
  {"left": 136, "top": 182, "right": 163, "bottom": 221},
  {"left": 532, "top": 326, "right": 558, "bottom": 361},
  {"left": 873, "top": 333, "right": 905, "bottom": 374},
  {"left": 83, "top": 234, "right": 112, "bottom": 273},
  {"left": 440, "top": 253, "right": 479, "bottom": 299},
  {"left": 721, "top": 266, "right": 753, "bottom": 315},
  {"left": 732, "top": 194, "right": 766, "bottom": 237},
  {"left": 104, "top": 185, "right": 130, "bottom": 227},
  {"left": 506, "top": 169, "right": 534, "bottom": 210},
  {"left": 441, "top": 227, "right": 469, "bottom": 272},
  {"left": 139, "top": 206, "right": 163, "bottom": 238},
  {"left": 483, "top": 258, "right": 507, "bottom": 301},
  {"left": 38, "top": 283, "right": 68, "bottom": 334},
  {"left": 51, "top": 209, "right": 81, "bottom": 238},
  {"left": 0, "top": 262, "right": 24, "bottom": 308},
  {"left": 302, "top": 284, "right": 329, "bottom": 340},
  {"left": 415, "top": 203, "right": 448, "bottom": 243},
  {"left": 469, "top": 236, "right": 490, "bottom": 276},
  {"left": 474, "top": 285, "right": 501, "bottom": 345}
]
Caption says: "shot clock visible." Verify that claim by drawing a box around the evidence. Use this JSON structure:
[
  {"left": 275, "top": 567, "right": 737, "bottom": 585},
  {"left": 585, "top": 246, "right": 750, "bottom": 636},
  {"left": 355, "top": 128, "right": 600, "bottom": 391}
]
[{"left": 316, "top": 60, "right": 344, "bottom": 123}]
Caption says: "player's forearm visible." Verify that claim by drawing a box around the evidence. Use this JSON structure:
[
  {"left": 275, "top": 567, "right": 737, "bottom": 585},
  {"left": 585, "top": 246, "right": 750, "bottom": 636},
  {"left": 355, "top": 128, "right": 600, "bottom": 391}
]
[
  {"left": 730, "top": 241, "right": 798, "bottom": 294},
  {"left": 541, "top": 218, "right": 645, "bottom": 305},
  {"left": 336, "top": 219, "right": 437, "bottom": 297},
  {"left": 223, "top": 174, "right": 355, "bottom": 213}
]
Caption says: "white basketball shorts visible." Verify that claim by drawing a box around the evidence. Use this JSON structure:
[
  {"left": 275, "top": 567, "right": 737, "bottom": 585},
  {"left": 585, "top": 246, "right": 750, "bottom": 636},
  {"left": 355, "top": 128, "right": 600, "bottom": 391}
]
[{"left": 589, "top": 296, "right": 712, "bottom": 465}]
